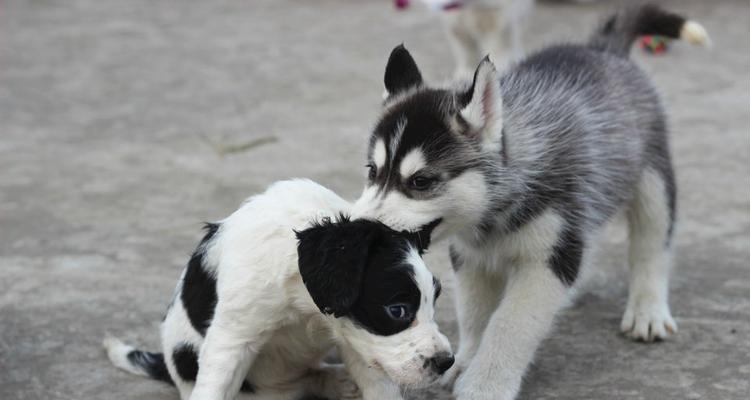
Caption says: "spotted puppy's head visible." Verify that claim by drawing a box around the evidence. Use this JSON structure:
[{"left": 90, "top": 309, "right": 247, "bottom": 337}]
[
  {"left": 296, "top": 216, "right": 453, "bottom": 388},
  {"left": 352, "top": 45, "right": 509, "bottom": 242}
]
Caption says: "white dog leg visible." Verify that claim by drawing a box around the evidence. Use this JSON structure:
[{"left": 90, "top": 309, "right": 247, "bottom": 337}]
[
  {"left": 621, "top": 168, "right": 678, "bottom": 341},
  {"left": 453, "top": 263, "right": 570, "bottom": 400},
  {"left": 189, "top": 312, "right": 270, "bottom": 400},
  {"left": 443, "top": 10, "right": 482, "bottom": 79},
  {"left": 441, "top": 250, "right": 504, "bottom": 387}
]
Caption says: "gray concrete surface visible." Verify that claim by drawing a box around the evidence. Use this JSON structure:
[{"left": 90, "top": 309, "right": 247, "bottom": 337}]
[{"left": 1, "top": 0, "right": 749, "bottom": 399}]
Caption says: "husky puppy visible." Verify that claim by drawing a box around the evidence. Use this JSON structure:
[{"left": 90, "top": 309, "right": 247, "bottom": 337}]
[
  {"left": 352, "top": 4, "right": 709, "bottom": 400},
  {"left": 104, "top": 179, "right": 453, "bottom": 400}
]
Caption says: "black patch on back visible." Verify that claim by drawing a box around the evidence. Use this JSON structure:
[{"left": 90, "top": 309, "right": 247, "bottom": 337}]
[
  {"left": 181, "top": 223, "right": 219, "bottom": 336},
  {"left": 172, "top": 343, "right": 255, "bottom": 393},
  {"left": 547, "top": 224, "right": 584, "bottom": 285},
  {"left": 127, "top": 350, "right": 173, "bottom": 385}
]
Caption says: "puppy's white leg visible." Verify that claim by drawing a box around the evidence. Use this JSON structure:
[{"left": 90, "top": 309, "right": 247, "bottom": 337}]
[
  {"left": 190, "top": 311, "right": 271, "bottom": 400},
  {"left": 443, "top": 9, "right": 482, "bottom": 79},
  {"left": 441, "top": 246, "right": 503, "bottom": 387},
  {"left": 622, "top": 168, "right": 678, "bottom": 341},
  {"left": 340, "top": 344, "right": 402, "bottom": 400},
  {"left": 454, "top": 262, "right": 570, "bottom": 400}
]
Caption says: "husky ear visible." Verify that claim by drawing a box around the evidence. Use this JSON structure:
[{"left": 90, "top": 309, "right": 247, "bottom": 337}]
[
  {"left": 384, "top": 44, "right": 423, "bottom": 98},
  {"left": 459, "top": 56, "right": 503, "bottom": 141},
  {"left": 296, "top": 219, "right": 376, "bottom": 317}
]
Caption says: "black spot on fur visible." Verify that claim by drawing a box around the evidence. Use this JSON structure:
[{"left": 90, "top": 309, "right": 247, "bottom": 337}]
[
  {"left": 172, "top": 343, "right": 254, "bottom": 393},
  {"left": 127, "top": 350, "right": 173, "bottom": 385},
  {"left": 239, "top": 380, "right": 256, "bottom": 393},
  {"left": 548, "top": 225, "right": 584, "bottom": 285},
  {"left": 182, "top": 223, "right": 219, "bottom": 336},
  {"left": 172, "top": 343, "right": 199, "bottom": 383}
]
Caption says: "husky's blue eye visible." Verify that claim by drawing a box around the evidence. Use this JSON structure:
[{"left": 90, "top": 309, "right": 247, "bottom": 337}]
[
  {"left": 410, "top": 175, "right": 436, "bottom": 191},
  {"left": 385, "top": 304, "right": 413, "bottom": 321}
]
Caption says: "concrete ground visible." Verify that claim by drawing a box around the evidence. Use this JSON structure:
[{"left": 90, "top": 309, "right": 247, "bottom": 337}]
[{"left": 1, "top": 0, "right": 749, "bottom": 399}]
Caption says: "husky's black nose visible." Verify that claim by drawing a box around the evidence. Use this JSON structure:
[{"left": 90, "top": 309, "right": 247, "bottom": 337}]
[{"left": 429, "top": 352, "right": 455, "bottom": 375}]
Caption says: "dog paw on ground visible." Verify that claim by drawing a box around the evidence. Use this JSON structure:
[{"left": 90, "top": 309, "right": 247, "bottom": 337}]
[{"left": 621, "top": 297, "right": 678, "bottom": 342}]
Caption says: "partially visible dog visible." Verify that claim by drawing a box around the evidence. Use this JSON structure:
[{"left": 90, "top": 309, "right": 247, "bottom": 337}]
[
  {"left": 399, "top": 0, "right": 535, "bottom": 76},
  {"left": 353, "top": 4, "right": 708, "bottom": 400},
  {"left": 104, "top": 179, "right": 453, "bottom": 400}
]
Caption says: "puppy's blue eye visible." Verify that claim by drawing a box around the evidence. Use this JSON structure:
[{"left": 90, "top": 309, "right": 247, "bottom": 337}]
[{"left": 386, "top": 304, "right": 412, "bottom": 321}]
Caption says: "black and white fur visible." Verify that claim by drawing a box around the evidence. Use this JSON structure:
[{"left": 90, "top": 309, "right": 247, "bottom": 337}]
[
  {"left": 104, "top": 179, "right": 453, "bottom": 400},
  {"left": 352, "top": 5, "right": 709, "bottom": 400}
]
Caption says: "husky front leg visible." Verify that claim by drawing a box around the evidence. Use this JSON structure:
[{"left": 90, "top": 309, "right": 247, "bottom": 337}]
[
  {"left": 453, "top": 260, "right": 571, "bottom": 400},
  {"left": 441, "top": 245, "right": 504, "bottom": 387},
  {"left": 453, "top": 210, "right": 579, "bottom": 400}
]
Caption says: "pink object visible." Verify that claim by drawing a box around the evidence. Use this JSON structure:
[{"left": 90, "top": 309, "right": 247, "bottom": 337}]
[
  {"left": 394, "top": 0, "right": 464, "bottom": 11},
  {"left": 442, "top": 1, "right": 463, "bottom": 10}
]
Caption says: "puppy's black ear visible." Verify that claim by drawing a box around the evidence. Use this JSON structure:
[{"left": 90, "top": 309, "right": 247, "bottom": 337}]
[
  {"left": 296, "top": 220, "right": 376, "bottom": 317},
  {"left": 384, "top": 44, "right": 423, "bottom": 97}
]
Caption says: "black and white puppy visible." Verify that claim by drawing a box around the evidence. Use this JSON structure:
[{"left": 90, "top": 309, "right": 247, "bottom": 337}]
[
  {"left": 104, "top": 179, "right": 453, "bottom": 400},
  {"left": 352, "top": 4, "right": 708, "bottom": 400}
]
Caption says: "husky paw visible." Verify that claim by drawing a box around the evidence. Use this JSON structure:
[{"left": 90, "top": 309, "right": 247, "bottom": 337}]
[
  {"left": 453, "top": 368, "right": 519, "bottom": 400},
  {"left": 621, "top": 298, "right": 677, "bottom": 342}
]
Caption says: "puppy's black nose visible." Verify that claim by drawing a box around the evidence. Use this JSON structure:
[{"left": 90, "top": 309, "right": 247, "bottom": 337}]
[{"left": 429, "top": 352, "right": 455, "bottom": 375}]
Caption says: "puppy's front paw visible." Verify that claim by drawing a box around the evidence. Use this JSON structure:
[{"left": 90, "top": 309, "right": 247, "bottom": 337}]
[
  {"left": 453, "top": 362, "right": 520, "bottom": 400},
  {"left": 620, "top": 296, "right": 677, "bottom": 342}
]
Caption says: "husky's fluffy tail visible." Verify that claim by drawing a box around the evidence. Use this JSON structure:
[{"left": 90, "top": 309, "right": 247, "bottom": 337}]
[
  {"left": 590, "top": 3, "right": 710, "bottom": 57},
  {"left": 103, "top": 334, "right": 174, "bottom": 385}
]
